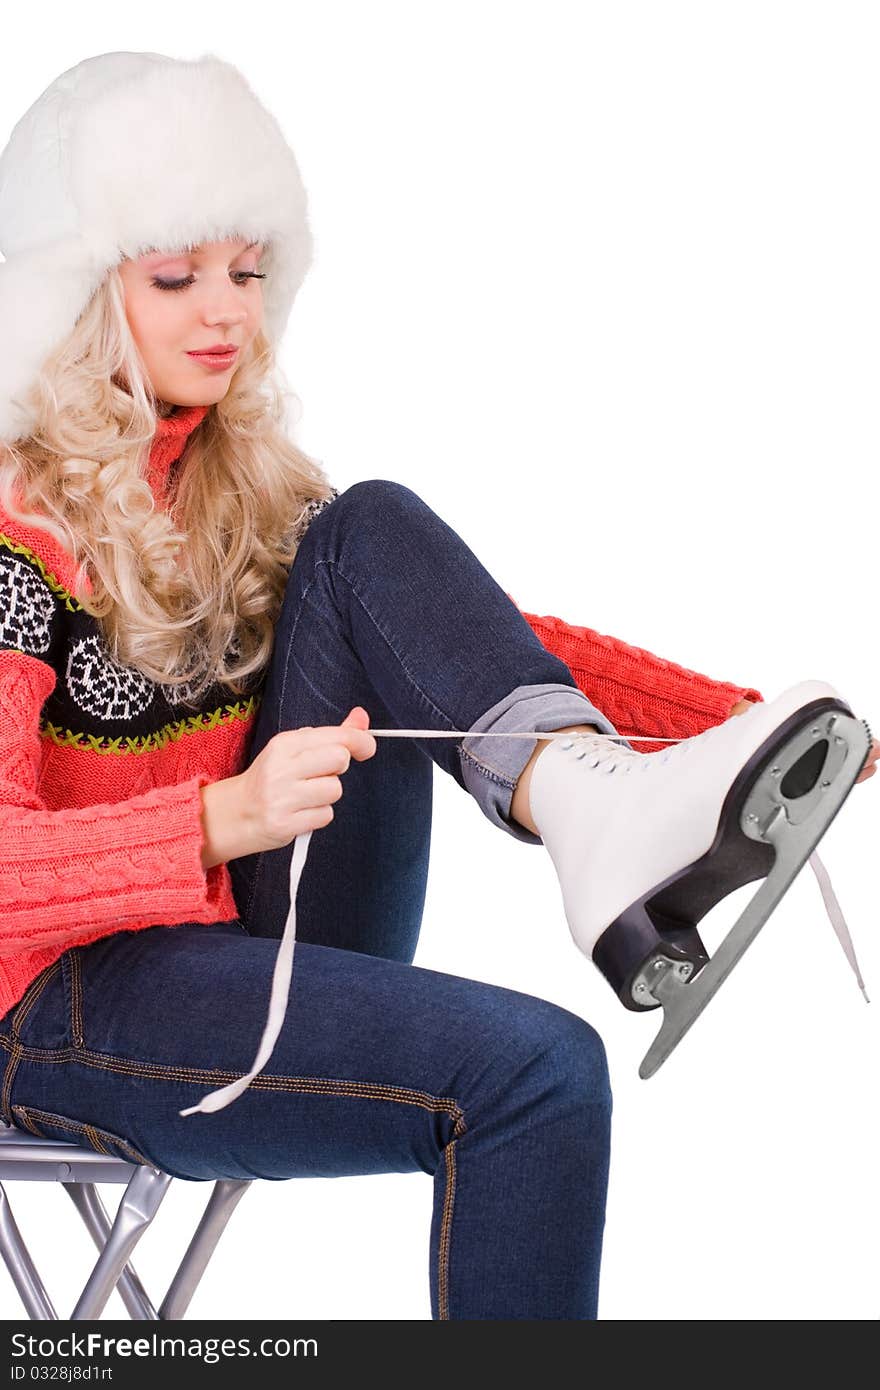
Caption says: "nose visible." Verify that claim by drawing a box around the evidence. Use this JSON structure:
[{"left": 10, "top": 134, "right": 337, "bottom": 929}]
[
  {"left": 200, "top": 280, "right": 252, "bottom": 329},
  {"left": 204, "top": 305, "right": 248, "bottom": 331}
]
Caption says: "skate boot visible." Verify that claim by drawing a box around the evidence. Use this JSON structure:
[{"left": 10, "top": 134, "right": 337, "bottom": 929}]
[{"left": 527, "top": 679, "right": 872, "bottom": 1076}]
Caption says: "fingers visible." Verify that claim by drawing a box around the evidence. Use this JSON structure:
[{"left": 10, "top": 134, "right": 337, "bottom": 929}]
[
  {"left": 289, "top": 724, "right": 377, "bottom": 760},
  {"left": 294, "top": 742, "right": 356, "bottom": 778},
  {"left": 338, "top": 727, "right": 376, "bottom": 760},
  {"left": 296, "top": 772, "right": 345, "bottom": 808},
  {"left": 341, "top": 706, "right": 377, "bottom": 758}
]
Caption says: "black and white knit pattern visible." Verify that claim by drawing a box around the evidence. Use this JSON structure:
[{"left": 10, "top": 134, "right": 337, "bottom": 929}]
[
  {"left": 0, "top": 552, "right": 55, "bottom": 657},
  {"left": 294, "top": 487, "right": 339, "bottom": 541},
  {"left": 66, "top": 633, "right": 156, "bottom": 721},
  {"left": 1, "top": 491, "right": 341, "bottom": 728}
]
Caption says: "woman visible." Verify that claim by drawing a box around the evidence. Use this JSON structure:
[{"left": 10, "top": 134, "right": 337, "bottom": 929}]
[{"left": 0, "top": 52, "right": 874, "bottom": 1321}]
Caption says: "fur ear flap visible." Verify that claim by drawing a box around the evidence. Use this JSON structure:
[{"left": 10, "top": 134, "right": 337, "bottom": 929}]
[{"left": 0, "top": 238, "right": 106, "bottom": 445}]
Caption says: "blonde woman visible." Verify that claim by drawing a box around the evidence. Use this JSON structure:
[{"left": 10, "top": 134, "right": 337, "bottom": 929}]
[{"left": 0, "top": 53, "right": 874, "bottom": 1321}]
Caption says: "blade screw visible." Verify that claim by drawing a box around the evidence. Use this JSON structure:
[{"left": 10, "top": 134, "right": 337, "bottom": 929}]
[
  {"left": 770, "top": 766, "right": 781, "bottom": 777},
  {"left": 676, "top": 962, "right": 693, "bottom": 981}
]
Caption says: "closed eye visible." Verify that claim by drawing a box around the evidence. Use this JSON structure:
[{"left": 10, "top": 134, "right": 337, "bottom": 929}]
[{"left": 150, "top": 271, "right": 267, "bottom": 293}]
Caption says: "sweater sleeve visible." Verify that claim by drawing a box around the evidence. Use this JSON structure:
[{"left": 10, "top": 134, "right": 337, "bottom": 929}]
[
  {"left": 0, "top": 563, "right": 227, "bottom": 955},
  {"left": 510, "top": 597, "right": 764, "bottom": 755}
]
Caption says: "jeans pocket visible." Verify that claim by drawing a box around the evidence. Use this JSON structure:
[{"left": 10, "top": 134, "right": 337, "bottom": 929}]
[{"left": 9, "top": 1103, "right": 153, "bottom": 1168}]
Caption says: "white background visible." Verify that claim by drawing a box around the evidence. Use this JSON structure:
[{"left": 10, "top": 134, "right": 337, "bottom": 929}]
[{"left": 1, "top": 1, "right": 877, "bottom": 1322}]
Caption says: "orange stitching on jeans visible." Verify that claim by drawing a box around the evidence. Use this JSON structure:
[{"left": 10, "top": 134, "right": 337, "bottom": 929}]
[
  {"left": 11, "top": 1105, "right": 151, "bottom": 1167},
  {"left": 73, "top": 1047, "right": 469, "bottom": 1110},
  {"left": 85, "top": 1125, "right": 108, "bottom": 1154},
  {"left": 3, "top": 1037, "right": 469, "bottom": 1313},
  {"left": 438, "top": 1138, "right": 458, "bottom": 1319},
  {"left": 1, "top": 962, "right": 62, "bottom": 1123},
  {"left": 12, "top": 1107, "right": 42, "bottom": 1137},
  {"left": 69, "top": 951, "right": 83, "bottom": 1047},
  {"left": 0, "top": 1037, "right": 69, "bottom": 1061},
  {"left": 0, "top": 1041, "right": 22, "bottom": 1126},
  {"left": 4, "top": 1041, "right": 469, "bottom": 1132},
  {"left": 11, "top": 961, "right": 61, "bottom": 1039}
]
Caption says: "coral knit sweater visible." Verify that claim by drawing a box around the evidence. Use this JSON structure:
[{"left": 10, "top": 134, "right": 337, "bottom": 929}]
[{"left": 0, "top": 405, "right": 762, "bottom": 1021}]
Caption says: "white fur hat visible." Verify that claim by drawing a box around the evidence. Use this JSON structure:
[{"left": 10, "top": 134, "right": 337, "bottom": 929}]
[{"left": 0, "top": 50, "right": 314, "bottom": 444}]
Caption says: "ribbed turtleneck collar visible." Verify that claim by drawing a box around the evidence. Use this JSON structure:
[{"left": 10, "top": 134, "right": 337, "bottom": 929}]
[{"left": 147, "top": 402, "right": 210, "bottom": 505}]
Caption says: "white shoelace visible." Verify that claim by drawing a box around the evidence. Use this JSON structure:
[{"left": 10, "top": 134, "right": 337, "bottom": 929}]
[{"left": 179, "top": 728, "right": 868, "bottom": 1117}]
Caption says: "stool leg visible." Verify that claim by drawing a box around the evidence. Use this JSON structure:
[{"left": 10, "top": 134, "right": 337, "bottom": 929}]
[
  {"left": 159, "top": 1180, "right": 253, "bottom": 1320},
  {"left": 63, "top": 1182, "right": 158, "bottom": 1319},
  {"left": 0, "top": 1182, "right": 57, "bottom": 1319},
  {"left": 69, "top": 1165, "right": 172, "bottom": 1320}
]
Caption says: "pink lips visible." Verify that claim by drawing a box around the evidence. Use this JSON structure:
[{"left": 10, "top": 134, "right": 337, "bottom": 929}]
[{"left": 186, "top": 347, "right": 239, "bottom": 370}]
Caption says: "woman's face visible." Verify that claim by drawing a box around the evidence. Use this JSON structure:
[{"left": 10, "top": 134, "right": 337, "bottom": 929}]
[{"left": 117, "top": 236, "right": 265, "bottom": 409}]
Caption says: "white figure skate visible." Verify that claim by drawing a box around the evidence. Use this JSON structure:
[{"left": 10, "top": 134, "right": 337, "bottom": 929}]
[{"left": 528, "top": 679, "right": 872, "bottom": 1077}]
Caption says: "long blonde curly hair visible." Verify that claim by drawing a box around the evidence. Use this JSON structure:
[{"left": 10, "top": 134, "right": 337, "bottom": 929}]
[{"left": 0, "top": 261, "right": 335, "bottom": 705}]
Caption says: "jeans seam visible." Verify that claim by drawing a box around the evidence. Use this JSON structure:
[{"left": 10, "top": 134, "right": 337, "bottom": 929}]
[
  {"left": 10, "top": 1103, "right": 152, "bottom": 1167},
  {"left": 0, "top": 1036, "right": 467, "bottom": 1317},
  {"left": 242, "top": 853, "right": 263, "bottom": 936},
  {"left": 439, "top": 1139, "right": 459, "bottom": 1319},
  {"left": 458, "top": 744, "right": 518, "bottom": 789},
  {"left": 69, "top": 950, "right": 83, "bottom": 1048},
  {"left": 0, "top": 1037, "right": 469, "bottom": 1126},
  {"left": 10, "top": 961, "right": 62, "bottom": 1039},
  {"left": 1, "top": 960, "right": 63, "bottom": 1124}
]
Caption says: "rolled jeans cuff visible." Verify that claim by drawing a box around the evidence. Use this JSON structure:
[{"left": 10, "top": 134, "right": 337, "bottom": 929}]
[{"left": 459, "top": 682, "right": 633, "bottom": 845}]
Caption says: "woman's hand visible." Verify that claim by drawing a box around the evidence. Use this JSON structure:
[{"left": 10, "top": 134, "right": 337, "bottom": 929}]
[
  {"left": 729, "top": 698, "right": 878, "bottom": 785},
  {"left": 238, "top": 705, "right": 377, "bottom": 854}
]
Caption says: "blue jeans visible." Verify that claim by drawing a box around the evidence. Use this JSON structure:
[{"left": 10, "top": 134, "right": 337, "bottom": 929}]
[{"left": 0, "top": 480, "right": 624, "bottom": 1320}]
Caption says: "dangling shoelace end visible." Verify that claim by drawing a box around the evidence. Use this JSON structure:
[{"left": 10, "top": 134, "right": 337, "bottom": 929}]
[
  {"left": 179, "top": 830, "right": 313, "bottom": 1117},
  {"left": 808, "top": 850, "right": 870, "bottom": 1003}
]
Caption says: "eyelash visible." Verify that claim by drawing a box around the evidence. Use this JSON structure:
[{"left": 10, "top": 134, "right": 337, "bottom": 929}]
[{"left": 150, "top": 271, "right": 267, "bottom": 293}]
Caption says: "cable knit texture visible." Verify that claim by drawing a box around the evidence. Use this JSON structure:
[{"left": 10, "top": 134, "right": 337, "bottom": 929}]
[
  {"left": 510, "top": 601, "right": 763, "bottom": 755},
  {"left": 0, "top": 406, "right": 762, "bottom": 1020}
]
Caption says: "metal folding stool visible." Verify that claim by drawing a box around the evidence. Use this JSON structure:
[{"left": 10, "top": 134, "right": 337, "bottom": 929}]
[{"left": 0, "top": 1118, "right": 252, "bottom": 1319}]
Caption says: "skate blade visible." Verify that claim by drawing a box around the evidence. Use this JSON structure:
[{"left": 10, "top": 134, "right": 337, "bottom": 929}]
[{"left": 636, "top": 705, "right": 871, "bottom": 1080}]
